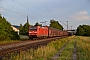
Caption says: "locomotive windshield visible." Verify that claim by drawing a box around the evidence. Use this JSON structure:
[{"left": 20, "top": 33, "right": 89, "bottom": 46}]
[{"left": 30, "top": 27, "right": 37, "bottom": 30}]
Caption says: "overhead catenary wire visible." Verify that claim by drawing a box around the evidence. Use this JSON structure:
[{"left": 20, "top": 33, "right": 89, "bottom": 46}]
[
  {"left": 0, "top": 0, "right": 52, "bottom": 26},
  {"left": 1, "top": 0, "right": 59, "bottom": 26},
  {"left": 39, "top": 0, "right": 56, "bottom": 19},
  {"left": 1, "top": 1, "right": 38, "bottom": 20},
  {"left": 60, "top": 21, "right": 72, "bottom": 30},
  {"left": 13, "top": 0, "right": 37, "bottom": 13},
  {"left": 26, "top": 0, "right": 52, "bottom": 18},
  {"left": 2, "top": 2, "right": 18, "bottom": 11},
  {"left": 43, "top": 0, "right": 57, "bottom": 19},
  {"left": 0, "top": 6, "right": 38, "bottom": 21},
  {"left": 26, "top": 0, "right": 44, "bottom": 13},
  {"left": 26, "top": 0, "right": 48, "bottom": 18},
  {"left": 0, "top": 6, "right": 24, "bottom": 16},
  {"left": 13, "top": 0, "right": 49, "bottom": 20}
]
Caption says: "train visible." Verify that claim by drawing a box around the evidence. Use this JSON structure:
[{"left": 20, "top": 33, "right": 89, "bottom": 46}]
[{"left": 28, "top": 26, "right": 72, "bottom": 39}]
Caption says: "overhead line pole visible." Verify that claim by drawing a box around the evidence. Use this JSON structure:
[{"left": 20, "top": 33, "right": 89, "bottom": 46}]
[
  {"left": 60, "top": 21, "right": 68, "bottom": 30},
  {"left": 40, "top": 21, "right": 47, "bottom": 26},
  {"left": 66, "top": 21, "right": 68, "bottom": 30}
]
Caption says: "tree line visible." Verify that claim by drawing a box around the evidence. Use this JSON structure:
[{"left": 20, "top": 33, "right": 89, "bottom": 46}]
[
  {"left": 76, "top": 25, "right": 90, "bottom": 36},
  {"left": 0, "top": 14, "right": 66, "bottom": 41},
  {"left": 34, "top": 19, "right": 63, "bottom": 30},
  {"left": 19, "top": 19, "right": 63, "bottom": 35},
  {"left": 49, "top": 19, "right": 63, "bottom": 30}
]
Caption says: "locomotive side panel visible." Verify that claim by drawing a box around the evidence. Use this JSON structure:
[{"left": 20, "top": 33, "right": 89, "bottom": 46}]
[
  {"left": 28, "top": 26, "right": 48, "bottom": 38},
  {"left": 37, "top": 26, "right": 48, "bottom": 38}
]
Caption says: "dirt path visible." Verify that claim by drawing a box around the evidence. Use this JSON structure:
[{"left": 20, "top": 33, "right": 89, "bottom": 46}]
[
  {"left": 72, "top": 41, "right": 77, "bottom": 60},
  {"left": 51, "top": 41, "right": 69, "bottom": 60}
]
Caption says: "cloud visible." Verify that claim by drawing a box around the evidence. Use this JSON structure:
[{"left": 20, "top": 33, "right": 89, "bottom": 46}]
[
  {"left": 78, "top": 11, "right": 88, "bottom": 15},
  {"left": 70, "top": 11, "right": 90, "bottom": 20},
  {"left": 7, "top": 18, "right": 17, "bottom": 21}
]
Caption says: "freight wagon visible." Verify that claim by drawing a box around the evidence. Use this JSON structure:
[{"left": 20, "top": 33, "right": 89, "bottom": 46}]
[{"left": 28, "top": 26, "right": 68, "bottom": 39}]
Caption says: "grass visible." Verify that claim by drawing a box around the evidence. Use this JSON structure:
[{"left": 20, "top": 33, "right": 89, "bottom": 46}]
[
  {"left": 19, "top": 35, "right": 29, "bottom": 40},
  {"left": 57, "top": 36, "right": 75, "bottom": 60},
  {"left": 76, "top": 36, "right": 90, "bottom": 60},
  {"left": 55, "top": 36, "right": 90, "bottom": 60},
  {"left": 0, "top": 35, "right": 29, "bottom": 44},
  {"left": 2, "top": 36, "right": 90, "bottom": 60},
  {"left": 2, "top": 37, "right": 70, "bottom": 60},
  {"left": 0, "top": 40, "right": 20, "bottom": 44}
]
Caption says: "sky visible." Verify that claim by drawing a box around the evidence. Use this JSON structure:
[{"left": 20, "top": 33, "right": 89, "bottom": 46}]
[{"left": 0, "top": 0, "right": 90, "bottom": 30}]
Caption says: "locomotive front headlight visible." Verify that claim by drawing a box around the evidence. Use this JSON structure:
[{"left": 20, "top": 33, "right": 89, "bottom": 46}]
[
  {"left": 34, "top": 32, "right": 37, "bottom": 33},
  {"left": 29, "top": 32, "right": 31, "bottom": 33}
]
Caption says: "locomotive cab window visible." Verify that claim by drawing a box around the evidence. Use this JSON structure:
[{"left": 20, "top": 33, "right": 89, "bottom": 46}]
[{"left": 30, "top": 27, "right": 37, "bottom": 30}]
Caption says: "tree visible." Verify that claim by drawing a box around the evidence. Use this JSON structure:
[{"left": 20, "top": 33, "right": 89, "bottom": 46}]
[
  {"left": 76, "top": 26, "right": 84, "bottom": 36},
  {"left": 19, "top": 22, "right": 32, "bottom": 35},
  {"left": 76, "top": 25, "right": 90, "bottom": 36},
  {"left": 34, "top": 22, "right": 42, "bottom": 26},
  {"left": 50, "top": 19, "right": 63, "bottom": 30},
  {"left": 19, "top": 15, "right": 30, "bottom": 35},
  {"left": 80, "top": 25, "right": 90, "bottom": 36},
  {"left": 19, "top": 23, "right": 23, "bottom": 35},
  {"left": 0, "top": 15, "right": 20, "bottom": 40},
  {"left": 22, "top": 22, "right": 30, "bottom": 35}
]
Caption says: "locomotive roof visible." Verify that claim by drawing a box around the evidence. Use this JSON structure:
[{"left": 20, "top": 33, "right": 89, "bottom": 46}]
[{"left": 29, "top": 26, "right": 67, "bottom": 31}]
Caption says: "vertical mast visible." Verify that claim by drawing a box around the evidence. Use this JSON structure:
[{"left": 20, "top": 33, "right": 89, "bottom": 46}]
[{"left": 27, "top": 15, "right": 29, "bottom": 23}]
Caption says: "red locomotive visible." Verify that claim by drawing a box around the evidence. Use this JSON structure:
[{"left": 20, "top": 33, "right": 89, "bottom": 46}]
[{"left": 28, "top": 26, "right": 68, "bottom": 39}]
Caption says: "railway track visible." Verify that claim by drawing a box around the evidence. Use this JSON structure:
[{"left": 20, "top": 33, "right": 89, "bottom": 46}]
[{"left": 0, "top": 37, "right": 67, "bottom": 58}]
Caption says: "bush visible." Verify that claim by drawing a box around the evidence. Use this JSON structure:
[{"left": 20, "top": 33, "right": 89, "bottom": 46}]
[
  {"left": 76, "top": 25, "right": 90, "bottom": 36},
  {"left": 0, "top": 15, "right": 20, "bottom": 40}
]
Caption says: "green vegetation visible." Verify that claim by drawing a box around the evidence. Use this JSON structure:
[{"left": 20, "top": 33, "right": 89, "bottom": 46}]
[
  {"left": 34, "top": 22, "right": 42, "bottom": 26},
  {"left": 19, "top": 19, "right": 63, "bottom": 35},
  {"left": 0, "top": 15, "right": 20, "bottom": 41},
  {"left": 19, "top": 22, "right": 30, "bottom": 35},
  {"left": 19, "top": 35, "right": 29, "bottom": 40},
  {"left": 19, "top": 15, "right": 31, "bottom": 35},
  {"left": 77, "top": 36, "right": 90, "bottom": 60},
  {"left": 57, "top": 36, "right": 90, "bottom": 60},
  {"left": 2, "top": 37, "right": 70, "bottom": 60},
  {"left": 76, "top": 25, "right": 90, "bottom": 36},
  {"left": 0, "top": 40, "right": 20, "bottom": 44},
  {"left": 2, "top": 36, "right": 90, "bottom": 60},
  {"left": 50, "top": 19, "right": 63, "bottom": 30},
  {"left": 58, "top": 36, "right": 75, "bottom": 60}
]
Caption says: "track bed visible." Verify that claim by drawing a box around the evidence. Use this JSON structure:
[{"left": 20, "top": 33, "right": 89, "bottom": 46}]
[{"left": 0, "top": 37, "right": 67, "bottom": 59}]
